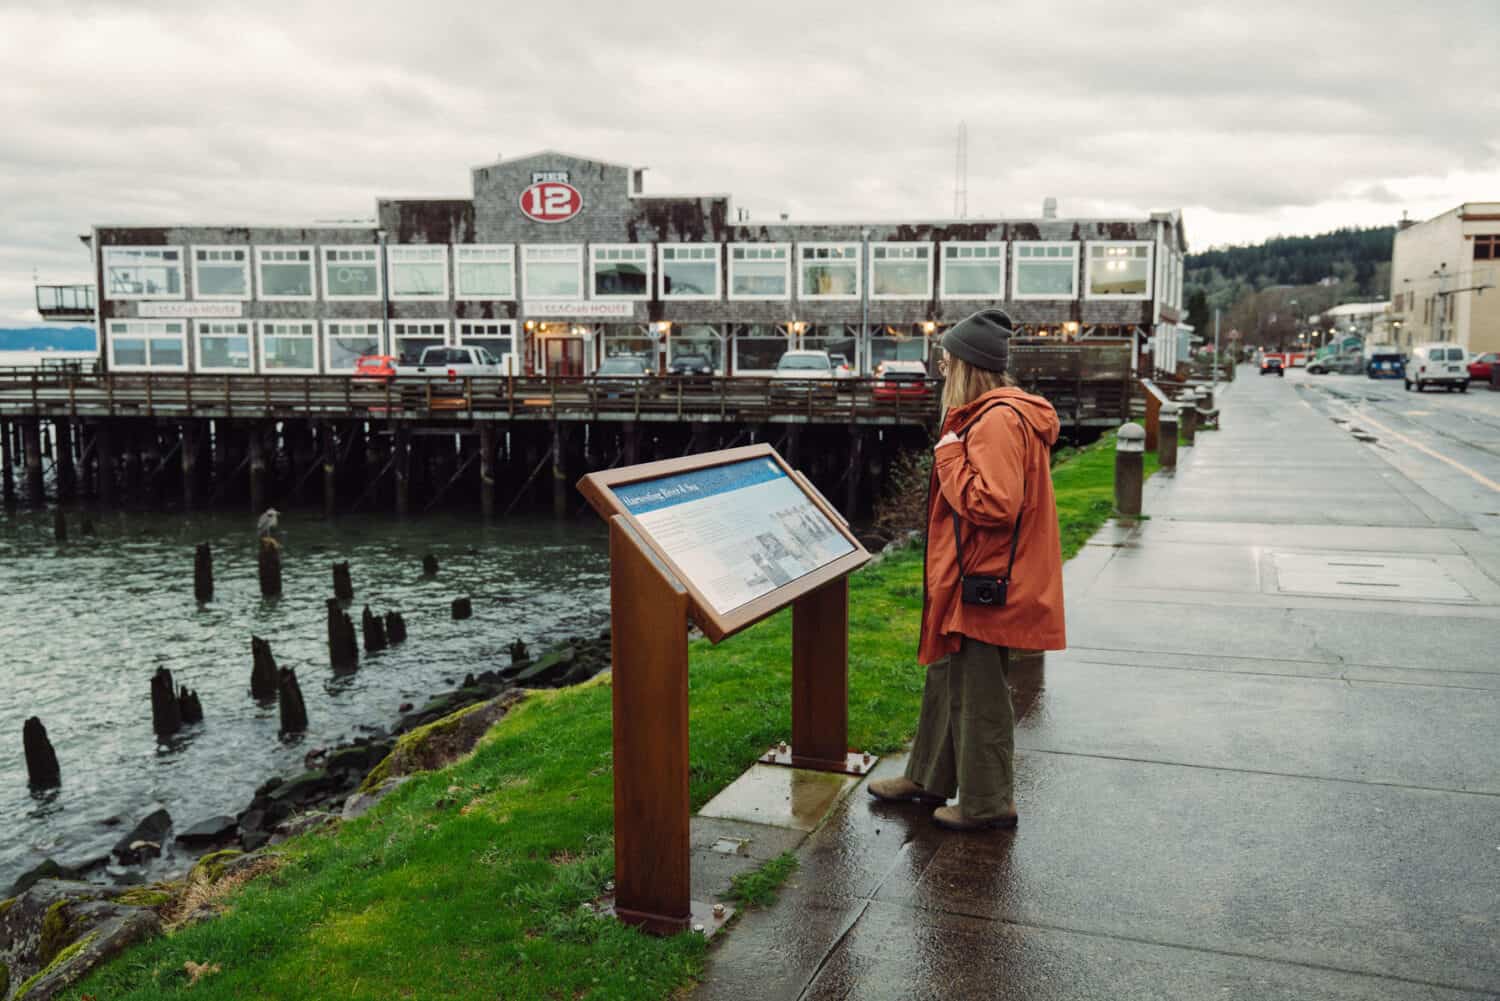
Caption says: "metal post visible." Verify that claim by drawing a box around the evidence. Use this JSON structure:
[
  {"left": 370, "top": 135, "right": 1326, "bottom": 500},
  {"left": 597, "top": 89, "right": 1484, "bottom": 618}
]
[
  {"left": 1179, "top": 393, "right": 1198, "bottom": 446},
  {"left": 1114, "top": 422, "right": 1145, "bottom": 517},
  {"left": 1158, "top": 406, "right": 1178, "bottom": 472}
]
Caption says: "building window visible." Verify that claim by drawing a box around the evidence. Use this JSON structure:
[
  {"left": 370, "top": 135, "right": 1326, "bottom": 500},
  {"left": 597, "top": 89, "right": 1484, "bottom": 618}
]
[
  {"left": 256, "top": 247, "right": 316, "bottom": 300},
  {"left": 591, "top": 245, "right": 651, "bottom": 299},
  {"left": 1475, "top": 235, "right": 1500, "bottom": 261},
  {"left": 391, "top": 319, "right": 449, "bottom": 363},
  {"left": 194, "top": 320, "right": 253, "bottom": 373},
  {"left": 659, "top": 244, "right": 721, "bottom": 299},
  {"left": 522, "top": 245, "right": 584, "bottom": 299},
  {"left": 940, "top": 243, "right": 1005, "bottom": 299},
  {"left": 192, "top": 247, "right": 250, "bottom": 300},
  {"left": 260, "top": 320, "right": 318, "bottom": 373},
  {"left": 455, "top": 245, "right": 516, "bottom": 300},
  {"left": 107, "top": 320, "right": 187, "bottom": 371},
  {"left": 1086, "top": 242, "right": 1152, "bottom": 299},
  {"left": 668, "top": 324, "right": 725, "bottom": 374},
  {"left": 728, "top": 243, "right": 790, "bottom": 300},
  {"left": 1012, "top": 242, "right": 1078, "bottom": 299},
  {"left": 322, "top": 246, "right": 382, "bottom": 300},
  {"left": 457, "top": 320, "right": 517, "bottom": 372},
  {"left": 870, "top": 243, "right": 933, "bottom": 300},
  {"left": 602, "top": 323, "right": 655, "bottom": 364},
  {"left": 388, "top": 245, "right": 449, "bottom": 300},
  {"left": 870, "top": 324, "right": 935, "bottom": 370},
  {"left": 731, "top": 323, "right": 792, "bottom": 374},
  {"left": 799, "top": 244, "right": 860, "bottom": 299},
  {"left": 324, "top": 320, "right": 383, "bottom": 372},
  {"left": 103, "top": 247, "right": 185, "bottom": 300},
  {"left": 801, "top": 324, "right": 860, "bottom": 372}
]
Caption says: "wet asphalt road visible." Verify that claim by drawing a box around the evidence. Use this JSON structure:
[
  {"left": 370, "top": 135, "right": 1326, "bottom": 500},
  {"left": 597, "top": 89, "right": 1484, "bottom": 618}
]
[{"left": 691, "top": 367, "right": 1500, "bottom": 1001}]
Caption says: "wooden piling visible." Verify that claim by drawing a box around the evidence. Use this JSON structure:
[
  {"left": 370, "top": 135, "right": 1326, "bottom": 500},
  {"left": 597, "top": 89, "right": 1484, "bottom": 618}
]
[
  {"left": 278, "top": 668, "right": 309, "bottom": 735},
  {"left": 178, "top": 686, "right": 204, "bottom": 725},
  {"left": 623, "top": 421, "right": 640, "bottom": 466},
  {"left": 332, "top": 561, "right": 354, "bottom": 602},
  {"left": 250, "top": 636, "right": 278, "bottom": 700},
  {"left": 181, "top": 420, "right": 199, "bottom": 510},
  {"left": 22, "top": 420, "right": 44, "bottom": 506},
  {"left": 844, "top": 427, "right": 864, "bottom": 519},
  {"left": 384, "top": 611, "right": 407, "bottom": 645},
  {"left": 394, "top": 424, "right": 412, "bottom": 516},
  {"left": 321, "top": 420, "right": 337, "bottom": 517},
  {"left": 479, "top": 422, "right": 496, "bottom": 519},
  {"left": 151, "top": 667, "right": 182, "bottom": 739},
  {"left": 194, "top": 543, "right": 214, "bottom": 602},
  {"left": 248, "top": 426, "right": 268, "bottom": 513},
  {"left": 422, "top": 553, "right": 439, "bottom": 576},
  {"left": 326, "top": 598, "right": 359, "bottom": 672},
  {"left": 53, "top": 508, "right": 67, "bottom": 543},
  {"left": 258, "top": 540, "right": 282, "bottom": 599},
  {"left": 451, "top": 597, "right": 473, "bottom": 620},
  {"left": 96, "top": 425, "right": 116, "bottom": 508},
  {"left": 361, "top": 605, "right": 388, "bottom": 652},
  {"left": 1, "top": 417, "right": 14, "bottom": 506},
  {"left": 23, "top": 716, "right": 61, "bottom": 789},
  {"left": 551, "top": 420, "right": 568, "bottom": 519},
  {"left": 55, "top": 419, "right": 76, "bottom": 500}
]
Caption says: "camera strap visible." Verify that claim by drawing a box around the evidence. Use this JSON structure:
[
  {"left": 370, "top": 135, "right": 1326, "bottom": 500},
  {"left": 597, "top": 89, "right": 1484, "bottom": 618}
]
[{"left": 947, "top": 402, "right": 1027, "bottom": 584}]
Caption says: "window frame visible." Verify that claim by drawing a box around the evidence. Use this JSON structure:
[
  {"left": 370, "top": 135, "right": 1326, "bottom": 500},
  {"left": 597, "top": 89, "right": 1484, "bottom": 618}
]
[
  {"left": 590, "top": 243, "right": 653, "bottom": 301},
  {"left": 386, "top": 244, "right": 450, "bottom": 301},
  {"left": 657, "top": 243, "right": 722, "bottom": 301},
  {"left": 454, "top": 244, "right": 517, "bottom": 301},
  {"left": 103, "top": 246, "right": 186, "bottom": 301},
  {"left": 193, "top": 319, "right": 256, "bottom": 375},
  {"left": 258, "top": 320, "right": 320, "bottom": 374},
  {"left": 1011, "top": 240, "right": 1080, "bottom": 301},
  {"left": 390, "top": 319, "right": 451, "bottom": 360},
  {"left": 521, "top": 244, "right": 585, "bottom": 300},
  {"left": 320, "top": 245, "right": 383, "bottom": 302},
  {"left": 1084, "top": 241, "right": 1154, "bottom": 301},
  {"left": 727, "top": 242, "right": 792, "bottom": 301},
  {"left": 939, "top": 241, "right": 1006, "bottom": 300},
  {"left": 456, "top": 319, "right": 518, "bottom": 372},
  {"left": 797, "top": 242, "right": 861, "bottom": 301},
  {"left": 255, "top": 245, "right": 317, "bottom": 302},
  {"left": 106, "top": 319, "right": 188, "bottom": 372},
  {"left": 1474, "top": 234, "right": 1500, "bottom": 261},
  {"left": 322, "top": 319, "right": 385, "bottom": 372},
  {"left": 191, "top": 246, "right": 251, "bottom": 301},
  {"left": 869, "top": 241, "right": 934, "bottom": 301}
]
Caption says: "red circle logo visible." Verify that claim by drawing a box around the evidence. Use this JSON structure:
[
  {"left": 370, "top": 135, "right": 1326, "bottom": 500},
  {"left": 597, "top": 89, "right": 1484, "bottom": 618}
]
[{"left": 519, "top": 181, "right": 582, "bottom": 223}]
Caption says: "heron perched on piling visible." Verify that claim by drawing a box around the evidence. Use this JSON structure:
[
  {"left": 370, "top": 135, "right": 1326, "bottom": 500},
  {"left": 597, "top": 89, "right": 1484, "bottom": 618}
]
[{"left": 257, "top": 508, "right": 281, "bottom": 549}]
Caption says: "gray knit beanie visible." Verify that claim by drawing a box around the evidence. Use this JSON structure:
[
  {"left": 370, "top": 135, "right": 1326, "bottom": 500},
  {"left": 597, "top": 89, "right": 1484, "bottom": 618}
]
[{"left": 940, "top": 309, "right": 1014, "bottom": 373}]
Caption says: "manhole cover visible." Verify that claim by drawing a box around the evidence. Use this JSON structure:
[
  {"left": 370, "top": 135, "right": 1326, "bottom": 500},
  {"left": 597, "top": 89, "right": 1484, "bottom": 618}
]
[{"left": 1271, "top": 553, "right": 1476, "bottom": 602}]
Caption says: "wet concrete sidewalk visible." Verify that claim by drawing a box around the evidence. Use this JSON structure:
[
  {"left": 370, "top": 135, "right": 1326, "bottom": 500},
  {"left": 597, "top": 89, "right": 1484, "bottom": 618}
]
[{"left": 691, "top": 374, "right": 1500, "bottom": 1000}]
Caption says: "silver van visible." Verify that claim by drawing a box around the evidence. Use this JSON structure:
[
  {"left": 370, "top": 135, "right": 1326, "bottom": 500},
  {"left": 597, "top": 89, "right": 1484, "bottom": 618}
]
[{"left": 1406, "top": 343, "right": 1469, "bottom": 393}]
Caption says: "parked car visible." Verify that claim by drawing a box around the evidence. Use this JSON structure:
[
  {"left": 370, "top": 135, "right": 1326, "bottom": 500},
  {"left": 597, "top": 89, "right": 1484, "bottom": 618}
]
[
  {"left": 1406, "top": 343, "right": 1468, "bottom": 392},
  {"left": 828, "top": 353, "right": 855, "bottom": 378},
  {"left": 1305, "top": 356, "right": 1331, "bottom": 375},
  {"left": 1260, "top": 356, "right": 1284, "bottom": 377},
  {"left": 1468, "top": 352, "right": 1498, "bottom": 382},
  {"left": 1365, "top": 347, "right": 1405, "bottom": 379},
  {"left": 352, "top": 354, "right": 399, "bottom": 386},
  {"left": 666, "top": 352, "right": 714, "bottom": 379},
  {"left": 872, "top": 360, "right": 933, "bottom": 400},
  {"left": 772, "top": 350, "right": 837, "bottom": 399},
  {"left": 595, "top": 356, "right": 656, "bottom": 399},
  {"left": 401, "top": 345, "right": 505, "bottom": 379}
]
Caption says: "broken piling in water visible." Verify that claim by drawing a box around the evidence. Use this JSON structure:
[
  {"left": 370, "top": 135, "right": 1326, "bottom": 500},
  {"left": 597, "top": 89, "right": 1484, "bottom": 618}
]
[
  {"left": 451, "top": 597, "right": 472, "bottom": 620},
  {"left": 23, "top": 716, "right": 61, "bottom": 789},
  {"left": 422, "top": 554, "right": 439, "bottom": 576},
  {"left": 53, "top": 509, "right": 66, "bottom": 542},
  {"left": 151, "top": 667, "right": 182, "bottom": 739},
  {"left": 384, "top": 611, "right": 407, "bottom": 645},
  {"left": 258, "top": 540, "right": 282, "bottom": 598},
  {"left": 326, "top": 598, "right": 359, "bottom": 672},
  {"left": 194, "top": 543, "right": 214, "bottom": 602},
  {"left": 278, "top": 668, "right": 308, "bottom": 735},
  {"left": 250, "top": 636, "right": 278, "bottom": 700},
  {"left": 361, "top": 605, "right": 388, "bottom": 652},
  {"left": 333, "top": 561, "right": 354, "bottom": 602}
]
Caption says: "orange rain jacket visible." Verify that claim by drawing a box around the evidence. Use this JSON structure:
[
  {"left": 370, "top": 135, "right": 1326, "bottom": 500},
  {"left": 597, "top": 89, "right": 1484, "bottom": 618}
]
[{"left": 917, "top": 387, "right": 1067, "bottom": 665}]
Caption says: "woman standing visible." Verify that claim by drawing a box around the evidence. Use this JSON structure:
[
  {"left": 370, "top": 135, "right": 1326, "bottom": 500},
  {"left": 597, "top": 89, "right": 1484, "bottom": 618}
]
[{"left": 868, "top": 308, "right": 1066, "bottom": 831}]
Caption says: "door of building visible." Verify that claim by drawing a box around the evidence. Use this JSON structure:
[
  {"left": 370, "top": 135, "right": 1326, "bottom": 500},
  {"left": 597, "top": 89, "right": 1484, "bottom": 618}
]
[{"left": 544, "top": 337, "right": 586, "bottom": 377}]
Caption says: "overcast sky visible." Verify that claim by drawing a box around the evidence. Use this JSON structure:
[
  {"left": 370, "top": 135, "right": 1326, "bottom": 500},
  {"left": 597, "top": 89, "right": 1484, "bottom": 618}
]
[{"left": 2, "top": 0, "right": 1497, "bottom": 327}]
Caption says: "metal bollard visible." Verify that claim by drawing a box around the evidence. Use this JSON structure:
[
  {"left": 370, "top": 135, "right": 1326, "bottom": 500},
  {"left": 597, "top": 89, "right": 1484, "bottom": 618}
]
[
  {"left": 1114, "top": 422, "right": 1146, "bottom": 516},
  {"left": 1197, "top": 385, "right": 1215, "bottom": 412},
  {"left": 1178, "top": 394, "right": 1198, "bottom": 445},
  {"left": 1158, "top": 406, "right": 1179, "bottom": 471}
]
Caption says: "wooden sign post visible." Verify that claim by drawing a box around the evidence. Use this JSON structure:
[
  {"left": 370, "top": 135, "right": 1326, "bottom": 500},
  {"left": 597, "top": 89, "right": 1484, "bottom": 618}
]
[{"left": 579, "top": 444, "right": 872, "bottom": 935}]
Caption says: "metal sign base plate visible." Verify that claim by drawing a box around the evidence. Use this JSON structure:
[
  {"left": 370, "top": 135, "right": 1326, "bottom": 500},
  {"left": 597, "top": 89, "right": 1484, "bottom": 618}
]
[
  {"left": 602, "top": 898, "right": 735, "bottom": 939},
  {"left": 759, "top": 746, "right": 876, "bottom": 776}
]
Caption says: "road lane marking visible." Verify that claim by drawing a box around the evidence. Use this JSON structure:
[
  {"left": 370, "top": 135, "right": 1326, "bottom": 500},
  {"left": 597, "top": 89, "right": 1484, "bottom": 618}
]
[{"left": 1356, "top": 415, "right": 1500, "bottom": 494}]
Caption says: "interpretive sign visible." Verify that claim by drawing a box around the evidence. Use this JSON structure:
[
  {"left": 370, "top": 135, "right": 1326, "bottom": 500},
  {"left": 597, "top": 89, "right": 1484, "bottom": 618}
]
[{"left": 578, "top": 445, "right": 872, "bottom": 936}]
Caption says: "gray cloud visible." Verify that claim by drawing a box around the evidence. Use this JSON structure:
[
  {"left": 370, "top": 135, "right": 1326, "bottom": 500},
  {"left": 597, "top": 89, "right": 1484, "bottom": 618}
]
[{"left": 2, "top": 0, "right": 1498, "bottom": 325}]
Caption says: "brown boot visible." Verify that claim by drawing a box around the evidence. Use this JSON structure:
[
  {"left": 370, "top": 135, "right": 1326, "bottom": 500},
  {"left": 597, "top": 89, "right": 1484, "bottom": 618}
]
[
  {"left": 867, "top": 777, "right": 946, "bottom": 804},
  {"left": 932, "top": 804, "right": 1018, "bottom": 831}
]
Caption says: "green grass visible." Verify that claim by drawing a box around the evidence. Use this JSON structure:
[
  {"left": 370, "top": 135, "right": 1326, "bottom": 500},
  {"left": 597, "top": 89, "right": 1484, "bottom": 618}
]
[
  {"left": 725, "top": 852, "right": 800, "bottom": 909},
  {"left": 75, "top": 439, "right": 1153, "bottom": 1001}
]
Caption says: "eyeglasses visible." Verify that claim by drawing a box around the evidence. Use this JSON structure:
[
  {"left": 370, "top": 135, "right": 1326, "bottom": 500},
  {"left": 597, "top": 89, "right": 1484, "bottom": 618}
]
[{"left": 937, "top": 355, "right": 949, "bottom": 376}]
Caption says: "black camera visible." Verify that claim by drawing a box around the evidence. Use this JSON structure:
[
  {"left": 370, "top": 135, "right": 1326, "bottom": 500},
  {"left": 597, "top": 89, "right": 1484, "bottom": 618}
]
[{"left": 961, "top": 574, "right": 1008, "bottom": 607}]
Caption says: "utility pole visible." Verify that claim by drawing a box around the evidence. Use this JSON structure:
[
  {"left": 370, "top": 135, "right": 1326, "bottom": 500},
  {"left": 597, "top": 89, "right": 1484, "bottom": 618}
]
[
  {"left": 860, "top": 227, "right": 871, "bottom": 375},
  {"left": 1213, "top": 308, "right": 1221, "bottom": 391}
]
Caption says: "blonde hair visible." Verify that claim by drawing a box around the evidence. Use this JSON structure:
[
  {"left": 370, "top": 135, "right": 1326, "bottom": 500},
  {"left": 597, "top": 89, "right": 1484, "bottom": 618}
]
[{"left": 940, "top": 350, "right": 1014, "bottom": 411}]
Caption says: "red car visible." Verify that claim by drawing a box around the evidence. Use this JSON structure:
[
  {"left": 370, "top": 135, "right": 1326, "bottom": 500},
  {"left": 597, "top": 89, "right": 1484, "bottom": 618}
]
[
  {"left": 872, "top": 360, "right": 934, "bottom": 400},
  {"left": 352, "top": 354, "right": 398, "bottom": 386},
  {"left": 1468, "top": 352, "right": 1498, "bottom": 382}
]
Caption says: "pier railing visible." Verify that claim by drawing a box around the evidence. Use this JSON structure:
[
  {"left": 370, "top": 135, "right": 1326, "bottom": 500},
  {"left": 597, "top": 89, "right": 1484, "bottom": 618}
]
[{"left": 0, "top": 371, "right": 947, "bottom": 426}]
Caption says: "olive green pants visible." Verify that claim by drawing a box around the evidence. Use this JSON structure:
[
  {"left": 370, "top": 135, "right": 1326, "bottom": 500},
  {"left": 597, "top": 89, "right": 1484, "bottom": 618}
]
[{"left": 904, "top": 637, "right": 1014, "bottom": 820}]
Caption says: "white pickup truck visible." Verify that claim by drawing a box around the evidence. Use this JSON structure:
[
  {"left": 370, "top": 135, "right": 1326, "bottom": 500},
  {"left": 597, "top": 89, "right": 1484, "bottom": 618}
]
[{"left": 397, "top": 345, "right": 509, "bottom": 378}]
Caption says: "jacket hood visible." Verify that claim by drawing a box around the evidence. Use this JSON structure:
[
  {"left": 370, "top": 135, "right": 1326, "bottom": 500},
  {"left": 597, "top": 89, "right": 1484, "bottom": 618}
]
[{"left": 944, "top": 386, "right": 1060, "bottom": 446}]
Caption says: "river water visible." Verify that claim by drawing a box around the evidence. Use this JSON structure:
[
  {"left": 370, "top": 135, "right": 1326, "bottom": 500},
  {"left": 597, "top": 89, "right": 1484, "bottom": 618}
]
[{"left": 0, "top": 507, "right": 609, "bottom": 889}]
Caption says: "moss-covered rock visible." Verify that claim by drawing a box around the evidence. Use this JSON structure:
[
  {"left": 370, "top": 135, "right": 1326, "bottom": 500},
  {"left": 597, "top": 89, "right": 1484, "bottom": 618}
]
[
  {"left": 114, "top": 887, "right": 173, "bottom": 909},
  {"left": 14, "top": 931, "right": 96, "bottom": 999},
  {"left": 0, "top": 895, "right": 15, "bottom": 917},
  {"left": 37, "top": 900, "right": 74, "bottom": 967},
  {"left": 359, "top": 691, "right": 523, "bottom": 794},
  {"left": 190, "top": 849, "right": 245, "bottom": 885},
  {"left": 1, "top": 957, "right": 9, "bottom": 998}
]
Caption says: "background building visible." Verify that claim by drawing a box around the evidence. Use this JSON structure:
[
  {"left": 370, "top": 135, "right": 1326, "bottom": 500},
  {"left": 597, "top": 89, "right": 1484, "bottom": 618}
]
[
  {"left": 71, "top": 151, "right": 1187, "bottom": 377},
  {"left": 1389, "top": 204, "right": 1500, "bottom": 353}
]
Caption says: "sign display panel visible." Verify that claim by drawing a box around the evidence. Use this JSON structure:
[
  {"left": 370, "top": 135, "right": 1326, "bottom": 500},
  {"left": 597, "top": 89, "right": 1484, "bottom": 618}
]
[
  {"left": 519, "top": 180, "right": 583, "bottom": 223},
  {"left": 612, "top": 457, "right": 855, "bottom": 615}
]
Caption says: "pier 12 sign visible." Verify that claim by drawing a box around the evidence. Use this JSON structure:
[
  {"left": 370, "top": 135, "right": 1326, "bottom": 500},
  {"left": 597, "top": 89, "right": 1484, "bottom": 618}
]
[{"left": 519, "top": 171, "right": 582, "bottom": 223}]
